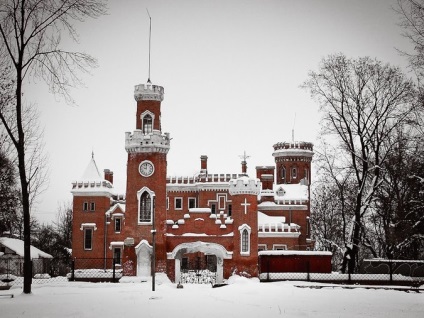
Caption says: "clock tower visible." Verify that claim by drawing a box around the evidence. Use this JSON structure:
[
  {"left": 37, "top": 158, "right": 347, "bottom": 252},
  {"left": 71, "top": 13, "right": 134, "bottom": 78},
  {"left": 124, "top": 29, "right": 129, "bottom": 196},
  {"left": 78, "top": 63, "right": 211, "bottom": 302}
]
[{"left": 124, "top": 82, "right": 171, "bottom": 274}]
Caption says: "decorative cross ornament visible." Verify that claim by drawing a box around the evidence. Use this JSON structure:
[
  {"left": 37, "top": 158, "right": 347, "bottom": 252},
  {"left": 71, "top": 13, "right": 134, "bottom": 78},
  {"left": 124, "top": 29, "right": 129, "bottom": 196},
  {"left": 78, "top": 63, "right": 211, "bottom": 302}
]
[{"left": 241, "top": 198, "right": 250, "bottom": 215}]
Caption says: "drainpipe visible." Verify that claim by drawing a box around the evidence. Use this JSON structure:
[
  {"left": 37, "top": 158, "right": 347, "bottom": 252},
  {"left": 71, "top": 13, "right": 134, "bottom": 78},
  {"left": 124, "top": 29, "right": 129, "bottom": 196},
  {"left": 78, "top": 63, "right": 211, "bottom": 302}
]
[{"left": 104, "top": 212, "right": 109, "bottom": 270}]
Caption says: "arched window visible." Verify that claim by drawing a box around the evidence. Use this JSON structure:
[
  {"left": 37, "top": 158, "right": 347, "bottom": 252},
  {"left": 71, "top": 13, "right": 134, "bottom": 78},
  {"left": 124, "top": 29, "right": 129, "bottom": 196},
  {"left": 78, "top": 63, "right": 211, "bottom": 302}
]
[
  {"left": 281, "top": 166, "right": 286, "bottom": 181},
  {"left": 139, "top": 191, "right": 152, "bottom": 222},
  {"left": 241, "top": 229, "right": 249, "bottom": 253},
  {"left": 238, "top": 224, "right": 251, "bottom": 256},
  {"left": 292, "top": 167, "right": 297, "bottom": 179},
  {"left": 143, "top": 114, "right": 153, "bottom": 134}
]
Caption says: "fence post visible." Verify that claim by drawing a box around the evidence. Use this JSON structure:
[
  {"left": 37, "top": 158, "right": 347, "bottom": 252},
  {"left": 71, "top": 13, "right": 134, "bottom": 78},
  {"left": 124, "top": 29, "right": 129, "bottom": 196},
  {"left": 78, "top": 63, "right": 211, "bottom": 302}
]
[
  {"left": 389, "top": 260, "right": 393, "bottom": 285},
  {"left": 70, "top": 258, "right": 75, "bottom": 281},
  {"left": 348, "top": 271, "right": 351, "bottom": 284},
  {"left": 307, "top": 261, "right": 310, "bottom": 281},
  {"left": 113, "top": 258, "right": 116, "bottom": 283}
]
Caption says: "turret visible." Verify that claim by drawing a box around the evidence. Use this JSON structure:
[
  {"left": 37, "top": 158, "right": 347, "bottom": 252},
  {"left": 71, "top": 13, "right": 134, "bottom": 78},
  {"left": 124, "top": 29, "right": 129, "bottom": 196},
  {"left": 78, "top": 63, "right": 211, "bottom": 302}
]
[{"left": 272, "top": 141, "right": 314, "bottom": 185}]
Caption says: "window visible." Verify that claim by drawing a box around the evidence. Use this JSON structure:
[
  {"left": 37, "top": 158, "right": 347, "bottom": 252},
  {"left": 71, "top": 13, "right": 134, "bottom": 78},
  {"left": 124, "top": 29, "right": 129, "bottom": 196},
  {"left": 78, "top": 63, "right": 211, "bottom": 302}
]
[
  {"left": 188, "top": 198, "right": 196, "bottom": 209},
  {"left": 175, "top": 198, "right": 182, "bottom": 210},
  {"left": 211, "top": 203, "right": 216, "bottom": 214},
  {"left": 227, "top": 204, "right": 232, "bottom": 217},
  {"left": 90, "top": 202, "right": 95, "bottom": 211},
  {"left": 241, "top": 229, "right": 249, "bottom": 253},
  {"left": 115, "top": 218, "right": 121, "bottom": 233},
  {"left": 292, "top": 167, "right": 297, "bottom": 179},
  {"left": 258, "top": 244, "right": 267, "bottom": 252},
  {"left": 113, "top": 247, "right": 122, "bottom": 265},
  {"left": 143, "top": 114, "right": 153, "bottom": 134},
  {"left": 281, "top": 167, "right": 286, "bottom": 181},
  {"left": 273, "top": 244, "right": 287, "bottom": 250},
  {"left": 139, "top": 191, "right": 152, "bottom": 222},
  {"left": 166, "top": 197, "right": 169, "bottom": 210},
  {"left": 239, "top": 224, "right": 251, "bottom": 256},
  {"left": 83, "top": 202, "right": 88, "bottom": 211},
  {"left": 84, "top": 228, "right": 93, "bottom": 250}
]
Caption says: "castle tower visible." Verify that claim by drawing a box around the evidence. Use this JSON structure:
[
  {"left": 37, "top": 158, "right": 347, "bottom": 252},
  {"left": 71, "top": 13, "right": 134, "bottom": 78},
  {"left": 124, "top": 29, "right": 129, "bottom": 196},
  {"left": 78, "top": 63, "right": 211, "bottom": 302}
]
[
  {"left": 71, "top": 155, "right": 115, "bottom": 260},
  {"left": 273, "top": 141, "right": 314, "bottom": 185},
  {"left": 124, "top": 83, "right": 171, "bottom": 274},
  {"left": 228, "top": 176, "right": 260, "bottom": 276}
]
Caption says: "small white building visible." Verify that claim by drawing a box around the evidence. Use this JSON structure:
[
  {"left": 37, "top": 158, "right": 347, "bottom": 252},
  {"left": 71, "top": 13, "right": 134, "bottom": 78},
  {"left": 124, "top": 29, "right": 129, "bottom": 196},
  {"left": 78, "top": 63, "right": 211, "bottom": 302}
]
[{"left": 0, "top": 237, "right": 53, "bottom": 276}]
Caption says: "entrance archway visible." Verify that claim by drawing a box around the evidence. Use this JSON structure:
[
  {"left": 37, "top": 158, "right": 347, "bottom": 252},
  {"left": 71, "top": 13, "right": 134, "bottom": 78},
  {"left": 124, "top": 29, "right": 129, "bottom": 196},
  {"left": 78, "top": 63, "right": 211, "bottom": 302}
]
[{"left": 167, "top": 241, "right": 232, "bottom": 284}]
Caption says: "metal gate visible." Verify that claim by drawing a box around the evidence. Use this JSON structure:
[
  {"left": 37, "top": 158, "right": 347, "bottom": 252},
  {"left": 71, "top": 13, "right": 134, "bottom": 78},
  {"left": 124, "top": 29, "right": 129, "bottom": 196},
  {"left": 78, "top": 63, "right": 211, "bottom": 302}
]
[{"left": 180, "top": 255, "right": 217, "bottom": 284}]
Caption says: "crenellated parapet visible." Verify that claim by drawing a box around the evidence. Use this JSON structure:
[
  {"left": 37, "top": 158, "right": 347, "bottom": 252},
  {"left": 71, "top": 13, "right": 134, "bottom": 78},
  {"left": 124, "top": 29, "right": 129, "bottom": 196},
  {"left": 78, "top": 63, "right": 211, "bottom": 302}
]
[
  {"left": 125, "top": 129, "right": 171, "bottom": 153},
  {"left": 228, "top": 176, "right": 261, "bottom": 196},
  {"left": 273, "top": 141, "right": 314, "bottom": 161},
  {"left": 134, "top": 84, "right": 164, "bottom": 102}
]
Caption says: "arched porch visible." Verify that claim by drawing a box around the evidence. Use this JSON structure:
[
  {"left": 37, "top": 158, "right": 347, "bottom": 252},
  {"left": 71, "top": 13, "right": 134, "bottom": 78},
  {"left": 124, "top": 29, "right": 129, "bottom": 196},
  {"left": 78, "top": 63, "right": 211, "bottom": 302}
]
[{"left": 167, "top": 241, "right": 233, "bottom": 284}]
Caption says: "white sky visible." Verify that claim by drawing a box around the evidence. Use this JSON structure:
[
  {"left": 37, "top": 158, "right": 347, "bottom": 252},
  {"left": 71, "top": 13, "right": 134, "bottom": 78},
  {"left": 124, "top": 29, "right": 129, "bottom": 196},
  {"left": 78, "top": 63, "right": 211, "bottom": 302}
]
[{"left": 26, "top": 0, "right": 414, "bottom": 223}]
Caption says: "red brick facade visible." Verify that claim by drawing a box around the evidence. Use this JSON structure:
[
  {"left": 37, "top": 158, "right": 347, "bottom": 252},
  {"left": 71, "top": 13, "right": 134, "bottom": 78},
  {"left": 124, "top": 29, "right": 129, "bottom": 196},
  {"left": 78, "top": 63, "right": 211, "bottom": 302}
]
[{"left": 71, "top": 82, "right": 314, "bottom": 283}]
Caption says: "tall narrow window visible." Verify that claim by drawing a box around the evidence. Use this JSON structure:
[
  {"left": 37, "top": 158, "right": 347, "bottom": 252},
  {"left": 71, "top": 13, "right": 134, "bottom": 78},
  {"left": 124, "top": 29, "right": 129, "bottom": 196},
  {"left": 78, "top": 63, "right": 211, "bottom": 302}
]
[
  {"left": 83, "top": 202, "right": 88, "bottom": 211},
  {"left": 175, "top": 198, "right": 182, "bottom": 210},
  {"left": 139, "top": 191, "right": 152, "bottom": 222},
  {"left": 115, "top": 218, "right": 121, "bottom": 232},
  {"left": 113, "top": 248, "right": 122, "bottom": 265},
  {"left": 90, "top": 202, "right": 95, "bottom": 211},
  {"left": 143, "top": 114, "right": 153, "bottom": 134},
  {"left": 227, "top": 204, "right": 232, "bottom": 217},
  {"left": 281, "top": 167, "right": 286, "bottom": 181},
  {"left": 84, "top": 228, "right": 93, "bottom": 250},
  {"left": 241, "top": 229, "right": 249, "bottom": 253},
  {"left": 292, "top": 167, "right": 297, "bottom": 179},
  {"left": 211, "top": 204, "right": 216, "bottom": 214}
]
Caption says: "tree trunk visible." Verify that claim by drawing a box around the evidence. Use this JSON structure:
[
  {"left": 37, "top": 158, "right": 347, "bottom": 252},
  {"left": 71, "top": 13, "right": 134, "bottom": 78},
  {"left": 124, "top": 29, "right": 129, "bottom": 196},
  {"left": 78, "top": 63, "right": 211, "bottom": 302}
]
[{"left": 16, "top": 69, "right": 32, "bottom": 294}]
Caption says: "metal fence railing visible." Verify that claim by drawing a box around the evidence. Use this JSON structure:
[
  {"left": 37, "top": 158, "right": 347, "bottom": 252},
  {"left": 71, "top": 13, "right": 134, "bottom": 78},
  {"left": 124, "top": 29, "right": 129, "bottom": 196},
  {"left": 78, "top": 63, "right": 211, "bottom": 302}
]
[
  {"left": 0, "top": 257, "right": 122, "bottom": 288},
  {"left": 258, "top": 271, "right": 424, "bottom": 287}
]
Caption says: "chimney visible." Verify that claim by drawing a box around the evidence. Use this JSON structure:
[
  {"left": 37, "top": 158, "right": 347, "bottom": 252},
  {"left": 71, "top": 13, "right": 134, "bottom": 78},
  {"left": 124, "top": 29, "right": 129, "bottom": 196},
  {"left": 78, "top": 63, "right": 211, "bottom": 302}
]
[
  {"left": 200, "top": 155, "right": 208, "bottom": 172},
  {"left": 241, "top": 160, "right": 247, "bottom": 175},
  {"left": 104, "top": 169, "right": 114, "bottom": 184}
]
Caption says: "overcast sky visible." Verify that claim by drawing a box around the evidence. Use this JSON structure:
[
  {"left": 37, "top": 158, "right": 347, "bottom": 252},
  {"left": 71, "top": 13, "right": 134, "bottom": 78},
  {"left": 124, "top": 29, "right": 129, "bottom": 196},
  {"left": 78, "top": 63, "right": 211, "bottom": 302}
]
[{"left": 26, "top": 0, "right": 414, "bottom": 223}]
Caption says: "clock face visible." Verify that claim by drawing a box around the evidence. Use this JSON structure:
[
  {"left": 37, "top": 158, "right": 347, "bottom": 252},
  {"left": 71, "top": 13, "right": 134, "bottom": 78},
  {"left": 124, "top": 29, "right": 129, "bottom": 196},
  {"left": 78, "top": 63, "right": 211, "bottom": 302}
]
[{"left": 139, "top": 160, "right": 154, "bottom": 177}]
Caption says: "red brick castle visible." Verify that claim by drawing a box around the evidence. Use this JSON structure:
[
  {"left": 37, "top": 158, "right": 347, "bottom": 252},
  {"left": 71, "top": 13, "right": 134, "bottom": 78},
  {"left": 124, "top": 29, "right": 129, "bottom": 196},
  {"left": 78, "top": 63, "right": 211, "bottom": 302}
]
[{"left": 71, "top": 80, "right": 314, "bottom": 283}]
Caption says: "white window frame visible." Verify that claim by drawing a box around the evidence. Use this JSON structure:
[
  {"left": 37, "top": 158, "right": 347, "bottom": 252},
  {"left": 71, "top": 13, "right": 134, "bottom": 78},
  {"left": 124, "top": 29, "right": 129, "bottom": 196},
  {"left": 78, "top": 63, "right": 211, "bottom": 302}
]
[
  {"left": 137, "top": 187, "right": 155, "bottom": 225},
  {"left": 84, "top": 228, "right": 93, "bottom": 250},
  {"left": 238, "top": 224, "right": 252, "bottom": 256},
  {"left": 114, "top": 218, "right": 122, "bottom": 233},
  {"left": 258, "top": 244, "right": 267, "bottom": 251},
  {"left": 175, "top": 197, "right": 183, "bottom": 210},
  {"left": 90, "top": 202, "right": 95, "bottom": 211},
  {"left": 272, "top": 244, "right": 288, "bottom": 251},
  {"left": 141, "top": 110, "right": 155, "bottom": 134},
  {"left": 292, "top": 167, "right": 297, "bottom": 179},
  {"left": 83, "top": 202, "right": 88, "bottom": 211}
]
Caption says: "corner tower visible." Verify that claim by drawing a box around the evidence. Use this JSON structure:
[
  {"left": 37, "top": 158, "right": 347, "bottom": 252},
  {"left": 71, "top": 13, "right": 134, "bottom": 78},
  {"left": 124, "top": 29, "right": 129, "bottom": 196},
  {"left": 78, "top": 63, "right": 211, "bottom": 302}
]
[
  {"left": 124, "top": 82, "right": 171, "bottom": 273},
  {"left": 273, "top": 141, "right": 314, "bottom": 185}
]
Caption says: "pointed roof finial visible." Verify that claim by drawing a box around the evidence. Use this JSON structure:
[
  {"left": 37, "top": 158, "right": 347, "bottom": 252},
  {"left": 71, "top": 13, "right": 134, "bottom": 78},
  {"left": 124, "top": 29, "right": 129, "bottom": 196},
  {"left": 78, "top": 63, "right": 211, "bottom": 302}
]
[
  {"left": 239, "top": 150, "right": 251, "bottom": 162},
  {"left": 92, "top": 150, "right": 94, "bottom": 159},
  {"left": 146, "top": 8, "right": 152, "bottom": 84}
]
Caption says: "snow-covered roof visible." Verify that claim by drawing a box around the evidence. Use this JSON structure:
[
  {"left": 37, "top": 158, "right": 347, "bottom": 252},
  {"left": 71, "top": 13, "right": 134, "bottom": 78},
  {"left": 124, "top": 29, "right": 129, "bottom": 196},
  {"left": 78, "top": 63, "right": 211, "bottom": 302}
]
[
  {"left": 258, "top": 211, "right": 286, "bottom": 225},
  {"left": 0, "top": 237, "right": 53, "bottom": 259},
  {"left": 258, "top": 250, "right": 332, "bottom": 256},
  {"left": 81, "top": 155, "right": 102, "bottom": 181},
  {"left": 273, "top": 183, "right": 308, "bottom": 201}
]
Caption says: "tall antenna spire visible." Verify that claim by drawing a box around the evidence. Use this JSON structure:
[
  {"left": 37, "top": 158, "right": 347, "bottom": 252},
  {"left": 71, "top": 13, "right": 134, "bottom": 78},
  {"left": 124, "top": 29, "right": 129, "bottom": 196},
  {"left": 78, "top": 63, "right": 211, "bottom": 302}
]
[
  {"left": 146, "top": 9, "right": 152, "bottom": 84},
  {"left": 292, "top": 113, "right": 296, "bottom": 142}
]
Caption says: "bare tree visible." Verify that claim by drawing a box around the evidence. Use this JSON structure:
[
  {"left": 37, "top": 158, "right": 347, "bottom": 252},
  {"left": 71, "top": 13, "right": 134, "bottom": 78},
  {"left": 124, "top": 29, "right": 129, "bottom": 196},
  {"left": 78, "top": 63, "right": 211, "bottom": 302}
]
[
  {"left": 396, "top": 0, "right": 424, "bottom": 80},
  {"left": 303, "top": 54, "right": 417, "bottom": 273},
  {"left": 0, "top": 0, "right": 106, "bottom": 293}
]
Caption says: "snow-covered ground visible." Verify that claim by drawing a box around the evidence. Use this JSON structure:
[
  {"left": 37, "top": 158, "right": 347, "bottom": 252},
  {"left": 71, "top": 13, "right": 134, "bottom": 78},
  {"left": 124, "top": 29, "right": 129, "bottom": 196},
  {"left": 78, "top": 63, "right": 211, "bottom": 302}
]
[{"left": 1, "top": 274, "right": 423, "bottom": 318}]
